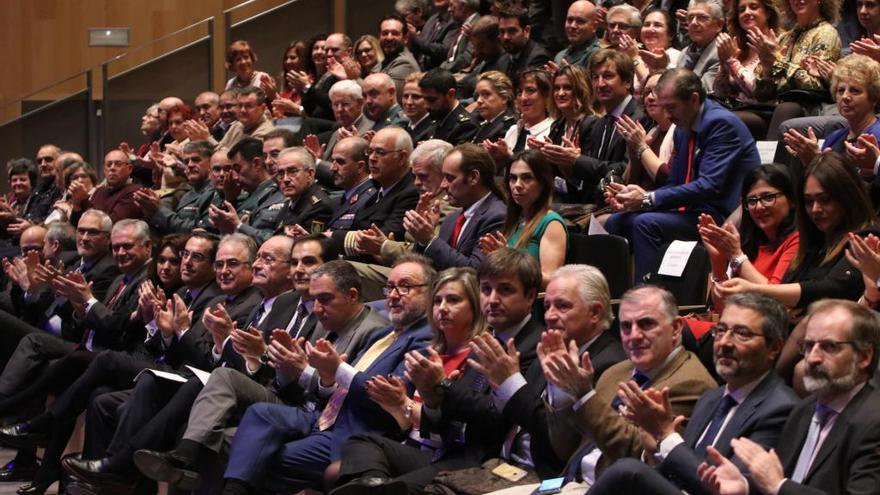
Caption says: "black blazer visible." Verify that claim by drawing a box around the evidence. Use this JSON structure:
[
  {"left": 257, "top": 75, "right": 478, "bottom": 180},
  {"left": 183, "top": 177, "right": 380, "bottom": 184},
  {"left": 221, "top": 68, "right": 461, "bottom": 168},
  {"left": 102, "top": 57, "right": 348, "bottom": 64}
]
[
  {"left": 432, "top": 104, "right": 479, "bottom": 146},
  {"left": 331, "top": 173, "right": 420, "bottom": 260},
  {"left": 407, "top": 116, "right": 437, "bottom": 146},
  {"left": 81, "top": 262, "right": 151, "bottom": 352},
  {"left": 473, "top": 108, "right": 516, "bottom": 144},
  {"left": 502, "top": 329, "right": 625, "bottom": 477},
  {"left": 501, "top": 39, "right": 552, "bottom": 83},
  {"left": 420, "top": 192, "right": 506, "bottom": 270},
  {"left": 273, "top": 183, "right": 334, "bottom": 237}
]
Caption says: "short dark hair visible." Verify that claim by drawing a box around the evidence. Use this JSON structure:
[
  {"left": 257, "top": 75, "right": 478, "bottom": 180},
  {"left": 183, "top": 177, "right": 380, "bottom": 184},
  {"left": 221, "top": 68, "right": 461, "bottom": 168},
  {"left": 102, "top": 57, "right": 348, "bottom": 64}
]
[
  {"left": 452, "top": 143, "right": 504, "bottom": 199},
  {"left": 477, "top": 247, "right": 542, "bottom": 295},
  {"left": 7, "top": 158, "right": 37, "bottom": 187},
  {"left": 238, "top": 86, "right": 268, "bottom": 105},
  {"left": 227, "top": 137, "right": 265, "bottom": 162},
  {"left": 310, "top": 260, "right": 362, "bottom": 299},
  {"left": 724, "top": 293, "right": 788, "bottom": 343},
  {"left": 292, "top": 233, "right": 338, "bottom": 261},
  {"left": 380, "top": 13, "right": 408, "bottom": 31},
  {"left": 497, "top": 5, "right": 529, "bottom": 27},
  {"left": 657, "top": 68, "right": 706, "bottom": 102},
  {"left": 188, "top": 231, "right": 220, "bottom": 262},
  {"left": 590, "top": 49, "right": 635, "bottom": 93},
  {"left": 419, "top": 68, "right": 457, "bottom": 93},
  {"left": 183, "top": 140, "right": 214, "bottom": 159},
  {"left": 263, "top": 128, "right": 298, "bottom": 147}
]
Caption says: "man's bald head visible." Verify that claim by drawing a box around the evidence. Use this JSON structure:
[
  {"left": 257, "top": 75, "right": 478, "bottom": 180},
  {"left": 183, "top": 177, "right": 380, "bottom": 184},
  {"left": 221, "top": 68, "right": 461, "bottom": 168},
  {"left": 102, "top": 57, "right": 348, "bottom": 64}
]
[{"left": 362, "top": 73, "right": 398, "bottom": 121}]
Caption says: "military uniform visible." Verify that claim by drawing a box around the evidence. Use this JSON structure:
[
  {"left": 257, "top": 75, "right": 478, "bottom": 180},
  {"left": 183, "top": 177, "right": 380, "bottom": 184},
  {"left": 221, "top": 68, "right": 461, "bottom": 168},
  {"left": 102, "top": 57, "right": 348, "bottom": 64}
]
[
  {"left": 406, "top": 115, "right": 436, "bottom": 146},
  {"left": 371, "top": 104, "right": 409, "bottom": 132},
  {"left": 274, "top": 183, "right": 334, "bottom": 239},
  {"left": 473, "top": 108, "right": 517, "bottom": 144},
  {"left": 432, "top": 103, "right": 479, "bottom": 145},
  {"left": 151, "top": 182, "right": 218, "bottom": 234},
  {"left": 326, "top": 179, "right": 379, "bottom": 232},
  {"left": 235, "top": 180, "right": 287, "bottom": 241}
]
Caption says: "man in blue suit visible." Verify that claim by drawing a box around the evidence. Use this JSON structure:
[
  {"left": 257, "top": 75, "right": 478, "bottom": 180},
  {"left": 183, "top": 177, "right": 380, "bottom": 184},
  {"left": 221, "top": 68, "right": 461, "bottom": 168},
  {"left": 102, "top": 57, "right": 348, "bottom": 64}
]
[
  {"left": 217, "top": 254, "right": 437, "bottom": 495},
  {"left": 605, "top": 68, "right": 761, "bottom": 282},
  {"left": 588, "top": 293, "right": 798, "bottom": 495}
]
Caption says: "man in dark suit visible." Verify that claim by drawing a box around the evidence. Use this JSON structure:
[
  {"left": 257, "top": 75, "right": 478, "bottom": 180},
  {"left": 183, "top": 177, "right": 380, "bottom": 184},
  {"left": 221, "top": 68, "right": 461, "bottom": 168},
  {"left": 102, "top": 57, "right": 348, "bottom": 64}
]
[
  {"left": 551, "top": 49, "right": 649, "bottom": 205},
  {"left": 440, "top": 0, "right": 480, "bottom": 73},
  {"left": 605, "top": 68, "right": 760, "bottom": 281},
  {"left": 589, "top": 292, "right": 798, "bottom": 495},
  {"left": 299, "top": 33, "right": 351, "bottom": 121},
  {"left": 329, "top": 127, "right": 420, "bottom": 261},
  {"left": 139, "top": 140, "right": 217, "bottom": 234},
  {"left": 0, "top": 219, "right": 154, "bottom": 494},
  {"left": 409, "top": 0, "right": 457, "bottom": 70},
  {"left": 419, "top": 68, "right": 479, "bottom": 145},
  {"left": 207, "top": 255, "right": 435, "bottom": 494},
  {"left": 60, "top": 234, "right": 265, "bottom": 494},
  {"left": 498, "top": 7, "right": 552, "bottom": 85},
  {"left": 325, "top": 137, "right": 378, "bottom": 232},
  {"left": 268, "top": 148, "right": 333, "bottom": 241},
  {"left": 699, "top": 299, "right": 880, "bottom": 495}
]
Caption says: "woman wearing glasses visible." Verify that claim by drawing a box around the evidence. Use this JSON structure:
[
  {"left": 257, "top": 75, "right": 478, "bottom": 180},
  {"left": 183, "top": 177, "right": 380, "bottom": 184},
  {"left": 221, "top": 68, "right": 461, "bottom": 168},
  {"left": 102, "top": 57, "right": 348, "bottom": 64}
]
[
  {"left": 480, "top": 150, "right": 568, "bottom": 288},
  {"left": 333, "top": 267, "right": 488, "bottom": 494},
  {"left": 699, "top": 164, "right": 799, "bottom": 311}
]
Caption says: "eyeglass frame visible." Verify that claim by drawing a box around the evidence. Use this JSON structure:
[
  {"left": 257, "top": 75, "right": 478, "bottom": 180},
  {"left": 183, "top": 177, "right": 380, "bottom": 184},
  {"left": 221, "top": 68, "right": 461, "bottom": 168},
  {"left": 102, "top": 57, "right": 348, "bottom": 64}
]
[
  {"left": 709, "top": 323, "right": 765, "bottom": 343},
  {"left": 744, "top": 191, "right": 784, "bottom": 209},
  {"left": 382, "top": 283, "right": 428, "bottom": 296},
  {"left": 798, "top": 339, "right": 856, "bottom": 356}
]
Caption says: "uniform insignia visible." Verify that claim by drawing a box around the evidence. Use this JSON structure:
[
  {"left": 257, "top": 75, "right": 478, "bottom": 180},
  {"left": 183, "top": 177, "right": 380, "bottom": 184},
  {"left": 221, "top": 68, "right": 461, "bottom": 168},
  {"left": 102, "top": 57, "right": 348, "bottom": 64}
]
[
  {"left": 268, "top": 202, "right": 285, "bottom": 211},
  {"left": 311, "top": 195, "right": 320, "bottom": 205},
  {"left": 350, "top": 194, "right": 359, "bottom": 205},
  {"left": 311, "top": 221, "right": 325, "bottom": 233}
]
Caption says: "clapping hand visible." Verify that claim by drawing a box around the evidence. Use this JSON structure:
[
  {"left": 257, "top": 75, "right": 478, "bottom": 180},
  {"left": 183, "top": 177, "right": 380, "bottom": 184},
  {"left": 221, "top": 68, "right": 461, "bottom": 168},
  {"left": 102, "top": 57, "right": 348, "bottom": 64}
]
[
  {"left": 698, "top": 213, "right": 742, "bottom": 261},
  {"left": 844, "top": 134, "right": 880, "bottom": 176},
  {"left": 356, "top": 224, "right": 389, "bottom": 255},
  {"left": 479, "top": 231, "right": 507, "bottom": 254},
  {"left": 782, "top": 127, "right": 819, "bottom": 165},
  {"left": 405, "top": 348, "right": 457, "bottom": 408},
  {"left": 467, "top": 334, "right": 521, "bottom": 389},
  {"left": 697, "top": 446, "right": 749, "bottom": 495},
  {"left": 156, "top": 293, "right": 192, "bottom": 338},
  {"left": 617, "top": 385, "right": 684, "bottom": 441},
  {"left": 267, "top": 332, "right": 307, "bottom": 383},
  {"left": 306, "top": 339, "right": 346, "bottom": 387},
  {"left": 202, "top": 302, "right": 234, "bottom": 350}
]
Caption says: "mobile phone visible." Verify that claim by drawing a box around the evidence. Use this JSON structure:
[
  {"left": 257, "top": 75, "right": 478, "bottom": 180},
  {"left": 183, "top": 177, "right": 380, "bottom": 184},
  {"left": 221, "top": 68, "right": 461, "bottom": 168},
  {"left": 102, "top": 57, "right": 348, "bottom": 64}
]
[{"left": 531, "top": 477, "right": 565, "bottom": 495}]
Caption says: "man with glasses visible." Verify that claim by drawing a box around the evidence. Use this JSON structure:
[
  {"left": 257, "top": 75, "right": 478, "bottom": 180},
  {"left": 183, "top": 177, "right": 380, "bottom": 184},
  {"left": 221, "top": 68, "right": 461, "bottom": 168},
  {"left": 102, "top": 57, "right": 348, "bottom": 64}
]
[
  {"left": 537, "top": 285, "right": 715, "bottom": 490},
  {"left": 214, "top": 86, "right": 276, "bottom": 151},
  {"left": 90, "top": 149, "right": 145, "bottom": 222},
  {"left": 60, "top": 234, "right": 264, "bottom": 494},
  {"left": 316, "top": 80, "right": 374, "bottom": 164},
  {"left": 139, "top": 140, "right": 219, "bottom": 234},
  {"left": 698, "top": 299, "right": 880, "bottom": 495},
  {"left": 210, "top": 137, "right": 286, "bottom": 238},
  {"left": 587, "top": 292, "right": 798, "bottom": 495},
  {"left": 264, "top": 147, "right": 332, "bottom": 244},
  {"left": 603, "top": 5, "right": 641, "bottom": 51},
  {"left": 674, "top": 0, "right": 723, "bottom": 93},
  {"left": 418, "top": 68, "right": 478, "bottom": 144},
  {"left": 329, "top": 127, "right": 420, "bottom": 261},
  {"left": 208, "top": 149, "right": 242, "bottom": 210}
]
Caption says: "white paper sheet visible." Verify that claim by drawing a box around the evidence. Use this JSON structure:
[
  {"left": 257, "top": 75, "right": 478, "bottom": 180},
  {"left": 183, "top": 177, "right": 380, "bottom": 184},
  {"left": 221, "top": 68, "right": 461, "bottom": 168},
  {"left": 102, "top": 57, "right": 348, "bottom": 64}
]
[{"left": 657, "top": 240, "right": 698, "bottom": 277}]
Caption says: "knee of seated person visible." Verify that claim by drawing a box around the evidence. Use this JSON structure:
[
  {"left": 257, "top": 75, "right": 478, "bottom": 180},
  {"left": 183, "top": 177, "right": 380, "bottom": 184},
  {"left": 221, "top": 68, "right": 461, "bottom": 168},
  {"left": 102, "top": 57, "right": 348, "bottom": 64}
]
[{"left": 323, "top": 460, "right": 341, "bottom": 491}]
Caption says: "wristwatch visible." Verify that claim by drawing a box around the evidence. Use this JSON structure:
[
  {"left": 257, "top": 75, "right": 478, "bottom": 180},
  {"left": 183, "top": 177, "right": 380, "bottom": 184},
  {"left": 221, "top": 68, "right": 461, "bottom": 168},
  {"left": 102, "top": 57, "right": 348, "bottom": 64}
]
[
  {"left": 729, "top": 254, "right": 748, "bottom": 275},
  {"left": 641, "top": 192, "right": 654, "bottom": 211},
  {"left": 433, "top": 377, "right": 453, "bottom": 398}
]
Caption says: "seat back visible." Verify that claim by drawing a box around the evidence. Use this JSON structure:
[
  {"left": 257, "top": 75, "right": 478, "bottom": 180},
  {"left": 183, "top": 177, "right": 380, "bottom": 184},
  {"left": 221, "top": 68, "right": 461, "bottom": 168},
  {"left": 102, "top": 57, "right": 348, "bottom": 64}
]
[
  {"left": 566, "top": 233, "right": 632, "bottom": 299},
  {"left": 643, "top": 242, "right": 711, "bottom": 309}
]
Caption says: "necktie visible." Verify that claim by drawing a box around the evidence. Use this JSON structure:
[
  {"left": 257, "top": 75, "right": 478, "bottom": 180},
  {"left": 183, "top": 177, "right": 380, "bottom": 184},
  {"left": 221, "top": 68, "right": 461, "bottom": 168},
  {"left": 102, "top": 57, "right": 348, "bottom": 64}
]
[
  {"left": 684, "top": 46, "right": 701, "bottom": 70},
  {"left": 791, "top": 404, "right": 834, "bottom": 483},
  {"left": 246, "top": 302, "right": 267, "bottom": 330},
  {"left": 79, "top": 277, "right": 128, "bottom": 350},
  {"left": 678, "top": 132, "right": 697, "bottom": 212},
  {"left": 448, "top": 26, "right": 465, "bottom": 61},
  {"left": 596, "top": 115, "right": 616, "bottom": 158},
  {"left": 695, "top": 394, "right": 738, "bottom": 455},
  {"left": 448, "top": 214, "right": 467, "bottom": 249},
  {"left": 513, "top": 127, "right": 530, "bottom": 153},
  {"left": 183, "top": 290, "right": 194, "bottom": 307},
  {"left": 318, "top": 329, "right": 400, "bottom": 430},
  {"left": 287, "top": 303, "right": 308, "bottom": 338},
  {"left": 610, "top": 371, "right": 650, "bottom": 411}
]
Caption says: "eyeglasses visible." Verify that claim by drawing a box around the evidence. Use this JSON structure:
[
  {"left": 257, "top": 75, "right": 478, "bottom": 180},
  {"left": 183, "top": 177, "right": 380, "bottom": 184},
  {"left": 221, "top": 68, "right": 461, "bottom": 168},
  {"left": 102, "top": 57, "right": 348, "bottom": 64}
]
[
  {"left": 276, "top": 167, "right": 306, "bottom": 178},
  {"left": 744, "top": 192, "right": 783, "bottom": 208},
  {"left": 77, "top": 227, "right": 109, "bottom": 237},
  {"left": 211, "top": 164, "right": 238, "bottom": 173},
  {"left": 20, "top": 245, "right": 42, "bottom": 255},
  {"left": 686, "top": 13, "right": 713, "bottom": 23},
  {"left": 710, "top": 323, "right": 764, "bottom": 343},
  {"left": 382, "top": 283, "right": 428, "bottom": 296},
  {"left": 180, "top": 249, "right": 209, "bottom": 263},
  {"left": 255, "top": 252, "right": 291, "bottom": 265},
  {"left": 368, "top": 147, "right": 402, "bottom": 157},
  {"left": 799, "top": 339, "right": 855, "bottom": 356},
  {"left": 357, "top": 48, "right": 374, "bottom": 55},
  {"left": 213, "top": 259, "right": 250, "bottom": 270},
  {"left": 105, "top": 160, "right": 129, "bottom": 168}
]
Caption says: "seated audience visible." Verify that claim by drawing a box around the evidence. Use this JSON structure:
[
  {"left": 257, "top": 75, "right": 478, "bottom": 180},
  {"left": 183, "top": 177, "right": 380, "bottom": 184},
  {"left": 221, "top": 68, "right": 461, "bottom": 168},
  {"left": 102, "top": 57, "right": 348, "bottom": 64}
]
[
  {"left": 441, "top": 0, "right": 481, "bottom": 73},
  {"left": 472, "top": 71, "right": 517, "bottom": 143},
  {"left": 362, "top": 73, "right": 406, "bottom": 131},
  {"left": 483, "top": 68, "right": 554, "bottom": 166},
  {"left": 375, "top": 14, "right": 421, "bottom": 94},
  {"left": 633, "top": 9, "right": 681, "bottom": 85},
  {"left": 224, "top": 40, "right": 276, "bottom": 100},
  {"left": 400, "top": 72, "right": 436, "bottom": 144},
  {"left": 214, "top": 86, "right": 276, "bottom": 150},
  {"left": 553, "top": 1, "right": 601, "bottom": 68},
  {"left": 408, "top": 0, "right": 457, "bottom": 70},
  {"left": 419, "top": 68, "right": 479, "bottom": 145},
  {"left": 90, "top": 149, "right": 145, "bottom": 222},
  {"left": 355, "top": 35, "right": 384, "bottom": 78},
  {"left": 618, "top": 71, "right": 674, "bottom": 192},
  {"left": 497, "top": 6, "right": 552, "bottom": 84},
  {"left": 675, "top": 0, "right": 724, "bottom": 94}
]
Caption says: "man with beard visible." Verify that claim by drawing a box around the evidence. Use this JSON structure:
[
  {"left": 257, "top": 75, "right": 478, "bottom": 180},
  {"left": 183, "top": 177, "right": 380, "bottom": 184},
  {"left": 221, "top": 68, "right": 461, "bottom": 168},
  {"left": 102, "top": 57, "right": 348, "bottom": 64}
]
[
  {"left": 497, "top": 7, "right": 551, "bottom": 85},
  {"left": 418, "top": 68, "right": 478, "bottom": 145},
  {"left": 214, "top": 255, "right": 435, "bottom": 495},
  {"left": 698, "top": 299, "right": 880, "bottom": 495},
  {"left": 374, "top": 14, "right": 420, "bottom": 95},
  {"left": 587, "top": 293, "right": 798, "bottom": 495}
]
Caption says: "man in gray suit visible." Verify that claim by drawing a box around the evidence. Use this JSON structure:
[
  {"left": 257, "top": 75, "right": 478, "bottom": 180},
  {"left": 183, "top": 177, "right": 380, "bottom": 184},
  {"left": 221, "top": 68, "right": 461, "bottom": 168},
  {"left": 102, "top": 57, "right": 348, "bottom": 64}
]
[{"left": 675, "top": 0, "right": 723, "bottom": 94}]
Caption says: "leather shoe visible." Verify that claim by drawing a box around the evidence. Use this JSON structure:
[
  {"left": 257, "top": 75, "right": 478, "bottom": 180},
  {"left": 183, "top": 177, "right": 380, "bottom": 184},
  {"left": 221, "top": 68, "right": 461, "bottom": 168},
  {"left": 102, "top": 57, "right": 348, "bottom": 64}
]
[
  {"left": 330, "top": 476, "right": 407, "bottom": 495},
  {"left": 0, "top": 459, "right": 39, "bottom": 482},
  {"left": 66, "top": 479, "right": 134, "bottom": 495},
  {"left": 0, "top": 423, "right": 47, "bottom": 450},
  {"left": 61, "top": 455, "right": 131, "bottom": 486},
  {"left": 133, "top": 449, "right": 199, "bottom": 490},
  {"left": 15, "top": 481, "right": 50, "bottom": 495}
]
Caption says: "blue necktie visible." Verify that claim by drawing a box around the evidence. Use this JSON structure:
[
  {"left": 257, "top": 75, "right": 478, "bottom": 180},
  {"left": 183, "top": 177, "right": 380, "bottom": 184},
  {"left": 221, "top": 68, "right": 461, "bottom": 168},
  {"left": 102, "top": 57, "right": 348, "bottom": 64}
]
[
  {"left": 695, "top": 394, "right": 738, "bottom": 456},
  {"left": 610, "top": 371, "right": 650, "bottom": 411}
]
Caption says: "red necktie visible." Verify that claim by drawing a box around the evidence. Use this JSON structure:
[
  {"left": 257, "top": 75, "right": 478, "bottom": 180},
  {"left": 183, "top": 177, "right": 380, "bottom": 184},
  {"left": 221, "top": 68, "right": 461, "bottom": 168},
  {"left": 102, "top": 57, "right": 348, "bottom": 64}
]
[
  {"left": 449, "top": 214, "right": 466, "bottom": 249},
  {"left": 678, "top": 132, "right": 697, "bottom": 212}
]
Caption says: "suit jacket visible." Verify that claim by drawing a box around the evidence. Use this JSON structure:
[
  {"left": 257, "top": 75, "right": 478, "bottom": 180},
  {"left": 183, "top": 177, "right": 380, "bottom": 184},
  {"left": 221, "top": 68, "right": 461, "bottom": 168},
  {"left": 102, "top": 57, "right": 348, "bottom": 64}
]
[
  {"left": 321, "top": 115, "right": 375, "bottom": 162},
  {"left": 660, "top": 372, "right": 798, "bottom": 495},
  {"left": 549, "top": 348, "right": 716, "bottom": 478},
  {"left": 302, "top": 72, "right": 339, "bottom": 121},
  {"left": 329, "top": 318, "right": 433, "bottom": 458},
  {"left": 276, "top": 305, "right": 388, "bottom": 405},
  {"left": 775, "top": 383, "right": 880, "bottom": 495},
  {"left": 90, "top": 183, "right": 145, "bottom": 222},
  {"left": 503, "top": 329, "right": 625, "bottom": 478},
  {"left": 181, "top": 286, "right": 262, "bottom": 372},
  {"left": 501, "top": 40, "right": 552, "bottom": 83},
  {"left": 572, "top": 97, "right": 649, "bottom": 203},
  {"left": 406, "top": 115, "right": 436, "bottom": 145},
  {"left": 82, "top": 261, "right": 152, "bottom": 352},
  {"left": 676, "top": 39, "right": 721, "bottom": 95},
  {"left": 420, "top": 192, "right": 506, "bottom": 269},
  {"left": 652, "top": 99, "right": 761, "bottom": 220},
  {"left": 219, "top": 290, "right": 301, "bottom": 376},
  {"left": 331, "top": 173, "right": 420, "bottom": 260},
  {"left": 411, "top": 11, "right": 458, "bottom": 70},
  {"left": 432, "top": 103, "right": 479, "bottom": 145},
  {"left": 326, "top": 179, "right": 379, "bottom": 232},
  {"left": 548, "top": 115, "right": 601, "bottom": 204},
  {"left": 440, "top": 14, "right": 479, "bottom": 73},
  {"left": 374, "top": 48, "right": 420, "bottom": 95}
]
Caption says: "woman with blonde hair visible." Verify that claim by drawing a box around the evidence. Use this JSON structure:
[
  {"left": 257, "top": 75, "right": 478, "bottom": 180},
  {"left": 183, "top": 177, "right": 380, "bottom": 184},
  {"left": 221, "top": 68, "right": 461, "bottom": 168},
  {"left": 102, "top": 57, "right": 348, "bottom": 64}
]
[
  {"left": 472, "top": 70, "right": 516, "bottom": 143},
  {"left": 354, "top": 35, "right": 385, "bottom": 78}
]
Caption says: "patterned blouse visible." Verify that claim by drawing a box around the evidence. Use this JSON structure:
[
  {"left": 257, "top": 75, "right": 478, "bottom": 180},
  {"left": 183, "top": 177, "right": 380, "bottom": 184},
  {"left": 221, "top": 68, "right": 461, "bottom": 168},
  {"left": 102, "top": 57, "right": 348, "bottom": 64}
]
[{"left": 755, "top": 21, "right": 841, "bottom": 100}]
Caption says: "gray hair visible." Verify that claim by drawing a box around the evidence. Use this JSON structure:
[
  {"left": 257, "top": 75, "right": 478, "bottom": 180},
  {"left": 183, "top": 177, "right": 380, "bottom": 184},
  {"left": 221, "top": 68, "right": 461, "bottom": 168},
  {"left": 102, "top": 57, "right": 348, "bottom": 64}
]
[
  {"left": 688, "top": 0, "right": 724, "bottom": 20},
  {"left": 112, "top": 219, "right": 150, "bottom": 243},
  {"left": 551, "top": 265, "right": 613, "bottom": 331},
  {"left": 607, "top": 4, "right": 642, "bottom": 27},
  {"left": 395, "top": 0, "right": 427, "bottom": 13},
  {"left": 80, "top": 209, "right": 112, "bottom": 233},
  {"left": 724, "top": 293, "right": 788, "bottom": 343},
  {"left": 453, "top": 0, "right": 480, "bottom": 10},
  {"left": 389, "top": 127, "right": 414, "bottom": 154},
  {"left": 219, "top": 233, "right": 258, "bottom": 263},
  {"left": 410, "top": 139, "right": 452, "bottom": 171},
  {"left": 46, "top": 222, "right": 77, "bottom": 251},
  {"left": 620, "top": 285, "right": 678, "bottom": 322},
  {"left": 183, "top": 140, "right": 214, "bottom": 159},
  {"left": 310, "top": 260, "right": 363, "bottom": 299},
  {"left": 329, "top": 79, "right": 364, "bottom": 101},
  {"left": 278, "top": 147, "right": 316, "bottom": 170},
  {"left": 807, "top": 299, "right": 880, "bottom": 372}
]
